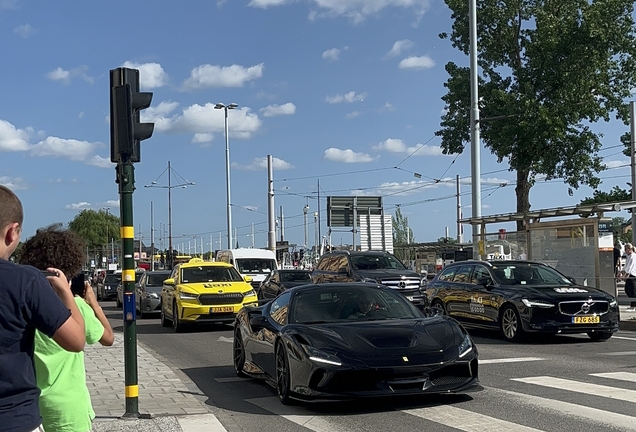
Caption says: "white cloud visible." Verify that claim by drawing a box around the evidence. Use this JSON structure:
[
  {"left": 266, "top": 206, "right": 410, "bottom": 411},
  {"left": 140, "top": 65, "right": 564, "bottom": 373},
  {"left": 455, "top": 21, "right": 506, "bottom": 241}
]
[
  {"left": 381, "top": 102, "right": 395, "bottom": 112},
  {"left": 325, "top": 91, "right": 366, "bottom": 104},
  {"left": 372, "top": 138, "right": 446, "bottom": 156},
  {"left": 86, "top": 155, "right": 113, "bottom": 169},
  {"left": 260, "top": 102, "right": 296, "bottom": 117},
  {"left": 385, "top": 39, "right": 413, "bottom": 58},
  {"left": 182, "top": 63, "right": 264, "bottom": 90},
  {"left": 46, "top": 66, "right": 94, "bottom": 84},
  {"left": 192, "top": 133, "right": 214, "bottom": 144},
  {"left": 0, "top": 119, "right": 30, "bottom": 151},
  {"left": 352, "top": 180, "right": 431, "bottom": 196},
  {"left": 66, "top": 202, "right": 91, "bottom": 210},
  {"left": 122, "top": 61, "right": 168, "bottom": 89},
  {"left": 232, "top": 156, "right": 294, "bottom": 170},
  {"left": 0, "top": 176, "right": 27, "bottom": 190},
  {"left": 100, "top": 200, "right": 120, "bottom": 208},
  {"left": 248, "top": 0, "right": 291, "bottom": 7},
  {"left": 345, "top": 111, "right": 361, "bottom": 119},
  {"left": 322, "top": 48, "right": 341, "bottom": 61},
  {"left": 399, "top": 55, "right": 435, "bottom": 70},
  {"left": 30, "top": 137, "right": 99, "bottom": 161},
  {"left": 604, "top": 160, "right": 629, "bottom": 169},
  {"left": 324, "top": 148, "right": 376, "bottom": 163},
  {"left": 14, "top": 23, "right": 36, "bottom": 38},
  {"left": 78, "top": 112, "right": 85, "bottom": 119}
]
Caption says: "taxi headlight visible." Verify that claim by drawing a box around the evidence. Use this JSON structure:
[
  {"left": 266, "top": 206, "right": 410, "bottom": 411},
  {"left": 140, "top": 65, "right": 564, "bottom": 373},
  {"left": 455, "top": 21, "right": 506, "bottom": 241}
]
[
  {"left": 243, "top": 289, "right": 257, "bottom": 298},
  {"left": 179, "top": 291, "right": 198, "bottom": 300},
  {"left": 458, "top": 334, "right": 473, "bottom": 358},
  {"left": 522, "top": 299, "right": 554, "bottom": 308}
]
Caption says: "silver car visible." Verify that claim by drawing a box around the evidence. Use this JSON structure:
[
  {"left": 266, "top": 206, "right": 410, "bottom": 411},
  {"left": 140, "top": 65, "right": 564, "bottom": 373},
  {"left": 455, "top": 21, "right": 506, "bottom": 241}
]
[{"left": 136, "top": 270, "right": 171, "bottom": 318}]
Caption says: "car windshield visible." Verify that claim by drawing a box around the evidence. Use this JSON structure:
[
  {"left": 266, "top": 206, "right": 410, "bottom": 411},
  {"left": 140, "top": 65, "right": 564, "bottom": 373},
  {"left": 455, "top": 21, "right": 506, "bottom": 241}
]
[
  {"left": 280, "top": 271, "right": 311, "bottom": 283},
  {"left": 146, "top": 273, "right": 170, "bottom": 286},
  {"left": 291, "top": 286, "right": 421, "bottom": 324},
  {"left": 236, "top": 259, "right": 277, "bottom": 274},
  {"left": 491, "top": 263, "right": 573, "bottom": 286},
  {"left": 351, "top": 254, "right": 406, "bottom": 270},
  {"left": 181, "top": 266, "right": 244, "bottom": 283},
  {"left": 104, "top": 274, "right": 121, "bottom": 284}
]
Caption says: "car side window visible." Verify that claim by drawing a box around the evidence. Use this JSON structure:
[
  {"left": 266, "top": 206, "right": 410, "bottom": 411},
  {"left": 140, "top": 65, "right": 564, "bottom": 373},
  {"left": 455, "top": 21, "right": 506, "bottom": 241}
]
[
  {"left": 316, "top": 256, "right": 331, "bottom": 271},
  {"left": 471, "top": 265, "right": 491, "bottom": 284},
  {"left": 269, "top": 291, "right": 291, "bottom": 325},
  {"left": 437, "top": 266, "right": 457, "bottom": 281},
  {"left": 452, "top": 265, "right": 473, "bottom": 283}
]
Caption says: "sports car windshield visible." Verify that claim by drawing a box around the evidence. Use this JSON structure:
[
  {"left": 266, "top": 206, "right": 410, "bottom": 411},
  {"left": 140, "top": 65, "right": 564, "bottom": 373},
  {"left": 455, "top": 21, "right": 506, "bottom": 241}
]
[
  {"left": 491, "top": 263, "right": 573, "bottom": 286},
  {"left": 351, "top": 254, "right": 406, "bottom": 270},
  {"left": 291, "top": 286, "right": 421, "bottom": 324},
  {"left": 181, "top": 266, "right": 244, "bottom": 283}
]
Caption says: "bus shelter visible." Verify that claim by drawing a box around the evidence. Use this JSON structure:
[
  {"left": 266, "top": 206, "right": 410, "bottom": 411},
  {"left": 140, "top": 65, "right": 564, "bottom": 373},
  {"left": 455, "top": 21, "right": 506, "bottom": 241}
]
[{"left": 459, "top": 201, "right": 636, "bottom": 297}]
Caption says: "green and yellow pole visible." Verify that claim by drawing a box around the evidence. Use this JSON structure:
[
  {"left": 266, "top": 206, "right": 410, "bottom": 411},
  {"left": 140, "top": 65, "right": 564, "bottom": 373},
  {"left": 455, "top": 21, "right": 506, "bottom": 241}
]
[{"left": 117, "top": 158, "right": 139, "bottom": 417}]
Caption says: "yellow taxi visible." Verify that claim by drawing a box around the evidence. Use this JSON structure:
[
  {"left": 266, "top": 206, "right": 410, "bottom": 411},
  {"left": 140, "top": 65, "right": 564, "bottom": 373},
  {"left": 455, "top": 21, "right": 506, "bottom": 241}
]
[{"left": 160, "top": 258, "right": 257, "bottom": 332}]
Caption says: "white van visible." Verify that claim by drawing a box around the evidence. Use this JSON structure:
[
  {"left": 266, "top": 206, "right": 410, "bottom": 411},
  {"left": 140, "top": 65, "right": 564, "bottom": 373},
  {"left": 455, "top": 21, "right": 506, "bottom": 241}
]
[{"left": 215, "top": 248, "right": 278, "bottom": 289}]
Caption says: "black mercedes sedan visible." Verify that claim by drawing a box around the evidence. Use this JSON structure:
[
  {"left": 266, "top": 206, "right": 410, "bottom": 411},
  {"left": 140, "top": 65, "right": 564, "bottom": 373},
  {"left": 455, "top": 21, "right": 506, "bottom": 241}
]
[
  {"left": 257, "top": 269, "right": 312, "bottom": 300},
  {"left": 233, "top": 283, "right": 480, "bottom": 404},
  {"left": 425, "top": 260, "right": 619, "bottom": 342}
]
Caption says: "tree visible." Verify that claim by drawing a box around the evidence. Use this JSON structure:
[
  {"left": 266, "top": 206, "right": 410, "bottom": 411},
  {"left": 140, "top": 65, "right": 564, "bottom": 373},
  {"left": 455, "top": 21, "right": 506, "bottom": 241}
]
[
  {"left": 392, "top": 207, "right": 414, "bottom": 245},
  {"left": 437, "top": 0, "right": 636, "bottom": 230},
  {"left": 580, "top": 185, "right": 631, "bottom": 206},
  {"left": 68, "top": 209, "right": 120, "bottom": 250},
  {"left": 437, "top": 237, "right": 458, "bottom": 244}
]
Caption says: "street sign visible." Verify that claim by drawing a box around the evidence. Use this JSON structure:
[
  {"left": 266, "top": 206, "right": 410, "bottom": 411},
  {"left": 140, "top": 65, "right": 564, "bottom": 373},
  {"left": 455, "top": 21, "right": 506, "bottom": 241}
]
[{"left": 327, "top": 196, "right": 383, "bottom": 227}]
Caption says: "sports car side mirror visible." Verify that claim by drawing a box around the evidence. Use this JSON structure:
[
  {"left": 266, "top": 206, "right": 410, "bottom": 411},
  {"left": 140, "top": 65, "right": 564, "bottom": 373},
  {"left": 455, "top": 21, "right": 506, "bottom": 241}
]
[{"left": 250, "top": 315, "right": 270, "bottom": 331}]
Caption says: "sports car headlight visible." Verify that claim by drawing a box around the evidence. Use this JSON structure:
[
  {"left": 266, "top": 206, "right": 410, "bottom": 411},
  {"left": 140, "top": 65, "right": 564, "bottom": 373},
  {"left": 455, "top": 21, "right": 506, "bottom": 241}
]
[
  {"left": 610, "top": 300, "right": 618, "bottom": 308},
  {"left": 243, "top": 289, "right": 256, "bottom": 297},
  {"left": 179, "top": 291, "right": 198, "bottom": 300},
  {"left": 301, "top": 345, "right": 342, "bottom": 366},
  {"left": 458, "top": 334, "right": 473, "bottom": 358},
  {"left": 522, "top": 299, "right": 554, "bottom": 308}
]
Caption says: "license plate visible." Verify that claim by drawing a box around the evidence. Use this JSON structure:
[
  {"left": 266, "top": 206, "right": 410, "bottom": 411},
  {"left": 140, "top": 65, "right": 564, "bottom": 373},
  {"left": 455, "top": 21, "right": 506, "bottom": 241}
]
[
  {"left": 211, "top": 306, "right": 234, "bottom": 313},
  {"left": 572, "top": 316, "right": 600, "bottom": 324}
]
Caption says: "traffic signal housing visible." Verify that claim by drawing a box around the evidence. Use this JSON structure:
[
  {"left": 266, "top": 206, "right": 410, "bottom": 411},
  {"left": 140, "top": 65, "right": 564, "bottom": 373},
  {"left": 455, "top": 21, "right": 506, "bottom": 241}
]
[{"left": 110, "top": 68, "right": 154, "bottom": 163}]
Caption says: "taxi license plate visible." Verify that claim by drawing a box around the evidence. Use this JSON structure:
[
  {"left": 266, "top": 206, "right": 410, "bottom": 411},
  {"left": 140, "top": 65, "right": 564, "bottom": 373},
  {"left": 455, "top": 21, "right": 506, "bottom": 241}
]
[
  {"left": 211, "top": 306, "right": 234, "bottom": 313},
  {"left": 572, "top": 316, "right": 600, "bottom": 324}
]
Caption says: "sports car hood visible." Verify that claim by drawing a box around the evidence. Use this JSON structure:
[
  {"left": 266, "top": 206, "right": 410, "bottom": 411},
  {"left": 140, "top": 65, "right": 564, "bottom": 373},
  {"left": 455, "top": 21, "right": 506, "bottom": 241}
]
[{"left": 290, "top": 316, "right": 465, "bottom": 366}]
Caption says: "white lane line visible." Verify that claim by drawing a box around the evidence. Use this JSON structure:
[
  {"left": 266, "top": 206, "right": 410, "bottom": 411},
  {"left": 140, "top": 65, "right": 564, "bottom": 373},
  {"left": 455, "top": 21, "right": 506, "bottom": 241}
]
[
  {"left": 512, "top": 376, "right": 636, "bottom": 403},
  {"left": 612, "top": 336, "right": 636, "bottom": 341},
  {"left": 246, "top": 397, "right": 353, "bottom": 432},
  {"left": 218, "top": 336, "right": 234, "bottom": 343},
  {"left": 214, "top": 377, "right": 247, "bottom": 383},
  {"left": 177, "top": 414, "right": 228, "bottom": 432},
  {"left": 597, "top": 351, "right": 636, "bottom": 356},
  {"left": 480, "top": 357, "right": 545, "bottom": 365},
  {"left": 492, "top": 387, "right": 636, "bottom": 430},
  {"left": 404, "top": 405, "right": 544, "bottom": 432},
  {"left": 590, "top": 372, "right": 636, "bottom": 383}
]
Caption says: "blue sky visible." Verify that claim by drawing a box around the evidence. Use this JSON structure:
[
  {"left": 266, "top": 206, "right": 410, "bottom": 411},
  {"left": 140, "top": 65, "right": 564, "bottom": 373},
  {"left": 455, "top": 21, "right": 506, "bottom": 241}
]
[{"left": 1, "top": 0, "right": 633, "bottom": 254}]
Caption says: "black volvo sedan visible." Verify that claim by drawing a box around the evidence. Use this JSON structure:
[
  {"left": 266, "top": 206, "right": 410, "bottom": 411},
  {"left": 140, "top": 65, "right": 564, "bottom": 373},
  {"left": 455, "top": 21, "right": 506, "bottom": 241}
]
[
  {"left": 425, "top": 260, "right": 619, "bottom": 342},
  {"left": 233, "top": 283, "right": 480, "bottom": 404}
]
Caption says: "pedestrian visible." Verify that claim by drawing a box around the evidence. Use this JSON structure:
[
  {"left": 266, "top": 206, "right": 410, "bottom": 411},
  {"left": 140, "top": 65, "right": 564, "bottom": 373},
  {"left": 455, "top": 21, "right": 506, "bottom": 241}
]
[
  {"left": 0, "top": 185, "right": 86, "bottom": 432},
  {"left": 620, "top": 243, "right": 636, "bottom": 298},
  {"left": 19, "top": 225, "right": 114, "bottom": 432},
  {"left": 613, "top": 243, "right": 622, "bottom": 277}
]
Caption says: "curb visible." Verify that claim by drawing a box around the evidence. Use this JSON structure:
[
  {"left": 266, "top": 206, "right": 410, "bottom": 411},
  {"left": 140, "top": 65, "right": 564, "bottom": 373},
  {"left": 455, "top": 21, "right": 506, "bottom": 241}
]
[{"left": 619, "top": 319, "right": 636, "bottom": 332}]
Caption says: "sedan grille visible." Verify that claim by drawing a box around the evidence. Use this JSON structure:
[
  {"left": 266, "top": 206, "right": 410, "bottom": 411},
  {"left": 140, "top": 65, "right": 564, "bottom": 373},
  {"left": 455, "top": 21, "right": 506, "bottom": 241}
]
[
  {"left": 198, "top": 293, "right": 244, "bottom": 305},
  {"left": 558, "top": 300, "right": 609, "bottom": 316},
  {"left": 380, "top": 277, "right": 421, "bottom": 290}
]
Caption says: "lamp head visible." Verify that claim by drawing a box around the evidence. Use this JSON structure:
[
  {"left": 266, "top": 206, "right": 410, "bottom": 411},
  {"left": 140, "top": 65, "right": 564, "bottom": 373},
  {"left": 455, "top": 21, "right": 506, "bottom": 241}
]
[
  {"left": 214, "top": 103, "right": 225, "bottom": 109},
  {"left": 228, "top": 103, "right": 238, "bottom": 109}
]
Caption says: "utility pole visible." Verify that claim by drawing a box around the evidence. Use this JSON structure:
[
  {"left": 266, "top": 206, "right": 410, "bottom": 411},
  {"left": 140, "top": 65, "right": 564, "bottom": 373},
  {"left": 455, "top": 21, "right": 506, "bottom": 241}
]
[
  {"left": 469, "top": 0, "right": 482, "bottom": 259},
  {"left": 303, "top": 204, "right": 309, "bottom": 250},
  {"left": 631, "top": 101, "right": 636, "bottom": 246},
  {"left": 150, "top": 202, "right": 155, "bottom": 271},
  {"left": 457, "top": 175, "right": 463, "bottom": 243},
  {"left": 267, "top": 155, "right": 276, "bottom": 254}
]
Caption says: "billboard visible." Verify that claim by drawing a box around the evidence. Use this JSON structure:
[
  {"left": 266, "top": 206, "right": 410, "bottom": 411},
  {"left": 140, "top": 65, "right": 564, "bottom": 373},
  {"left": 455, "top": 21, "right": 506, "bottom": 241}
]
[{"left": 327, "top": 196, "right": 383, "bottom": 227}]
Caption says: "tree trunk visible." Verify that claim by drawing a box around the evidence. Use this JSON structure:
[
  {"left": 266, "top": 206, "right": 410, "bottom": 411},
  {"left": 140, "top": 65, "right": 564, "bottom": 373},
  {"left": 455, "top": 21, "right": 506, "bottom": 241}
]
[{"left": 515, "top": 169, "right": 531, "bottom": 231}]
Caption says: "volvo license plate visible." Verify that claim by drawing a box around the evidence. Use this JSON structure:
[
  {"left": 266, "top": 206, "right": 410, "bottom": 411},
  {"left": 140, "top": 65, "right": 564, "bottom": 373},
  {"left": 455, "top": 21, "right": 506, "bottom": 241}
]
[
  {"left": 211, "top": 306, "right": 234, "bottom": 313},
  {"left": 572, "top": 316, "right": 600, "bottom": 324}
]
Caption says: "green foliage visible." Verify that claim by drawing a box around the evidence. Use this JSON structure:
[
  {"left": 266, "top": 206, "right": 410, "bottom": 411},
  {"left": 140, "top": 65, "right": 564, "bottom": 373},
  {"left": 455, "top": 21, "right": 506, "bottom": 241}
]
[
  {"left": 68, "top": 209, "right": 120, "bottom": 249},
  {"left": 580, "top": 185, "right": 631, "bottom": 205},
  {"left": 392, "top": 207, "right": 414, "bottom": 245},
  {"left": 438, "top": 0, "right": 636, "bottom": 218},
  {"left": 437, "top": 237, "right": 458, "bottom": 244}
]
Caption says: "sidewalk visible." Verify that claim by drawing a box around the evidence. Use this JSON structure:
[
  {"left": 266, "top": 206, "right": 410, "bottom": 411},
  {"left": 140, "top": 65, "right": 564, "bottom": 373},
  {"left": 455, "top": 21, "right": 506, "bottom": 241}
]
[{"left": 85, "top": 334, "right": 227, "bottom": 432}]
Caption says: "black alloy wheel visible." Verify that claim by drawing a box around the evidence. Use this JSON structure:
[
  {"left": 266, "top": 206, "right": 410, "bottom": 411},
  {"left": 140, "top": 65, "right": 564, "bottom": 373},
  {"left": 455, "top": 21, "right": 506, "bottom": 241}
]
[
  {"left": 587, "top": 331, "right": 612, "bottom": 341},
  {"left": 233, "top": 329, "right": 247, "bottom": 377},
  {"left": 275, "top": 341, "right": 292, "bottom": 405},
  {"left": 160, "top": 301, "right": 172, "bottom": 327},
  {"left": 431, "top": 299, "right": 446, "bottom": 315},
  {"left": 173, "top": 302, "right": 187, "bottom": 333},
  {"left": 499, "top": 305, "right": 524, "bottom": 342}
]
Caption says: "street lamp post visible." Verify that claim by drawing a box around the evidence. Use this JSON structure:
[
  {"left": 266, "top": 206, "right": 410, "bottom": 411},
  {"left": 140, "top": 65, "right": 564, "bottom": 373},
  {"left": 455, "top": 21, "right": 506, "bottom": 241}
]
[
  {"left": 101, "top": 207, "right": 111, "bottom": 267},
  {"left": 145, "top": 161, "right": 194, "bottom": 268},
  {"left": 214, "top": 102, "right": 238, "bottom": 249}
]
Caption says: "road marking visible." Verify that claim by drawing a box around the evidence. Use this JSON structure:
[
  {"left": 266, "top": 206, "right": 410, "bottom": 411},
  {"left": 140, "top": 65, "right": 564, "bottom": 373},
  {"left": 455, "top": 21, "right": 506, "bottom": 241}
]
[
  {"left": 246, "top": 397, "right": 352, "bottom": 432},
  {"left": 218, "top": 336, "right": 234, "bottom": 343},
  {"left": 214, "top": 377, "right": 246, "bottom": 383},
  {"left": 612, "top": 336, "right": 636, "bottom": 341},
  {"left": 590, "top": 372, "right": 636, "bottom": 383},
  {"left": 177, "top": 413, "right": 227, "bottom": 432},
  {"left": 479, "top": 357, "right": 545, "bottom": 364},
  {"left": 404, "top": 405, "right": 544, "bottom": 431},
  {"left": 597, "top": 351, "right": 636, "bottom": 356},
  {"left": 512, "top": 376, "right": 636, "bottom": 403},
  {"left": 492, "top": 387, "right": 636, "bottom": 430}
]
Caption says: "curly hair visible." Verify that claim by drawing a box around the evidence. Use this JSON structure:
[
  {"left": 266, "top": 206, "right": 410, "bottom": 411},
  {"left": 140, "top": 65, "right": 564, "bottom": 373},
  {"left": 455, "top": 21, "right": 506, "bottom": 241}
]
[{"left": 19, "top": 224, "right": 86, "bottom": 278}]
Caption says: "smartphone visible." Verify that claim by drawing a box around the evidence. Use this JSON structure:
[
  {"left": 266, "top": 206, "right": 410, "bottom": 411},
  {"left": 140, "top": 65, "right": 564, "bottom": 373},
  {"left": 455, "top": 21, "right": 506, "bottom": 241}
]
[
  {"left": 70, "top": 273, "right": 86, "bottom": 298},
  {"left": 41, "top": 270, "right": 59, "bottom": 277}
]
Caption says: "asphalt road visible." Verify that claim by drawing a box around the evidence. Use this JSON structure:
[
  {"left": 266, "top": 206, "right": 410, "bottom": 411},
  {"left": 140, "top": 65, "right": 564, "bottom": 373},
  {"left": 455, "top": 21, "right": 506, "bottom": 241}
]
[{"left": 101, "top": 302, "right": 636, "bottom": 432}]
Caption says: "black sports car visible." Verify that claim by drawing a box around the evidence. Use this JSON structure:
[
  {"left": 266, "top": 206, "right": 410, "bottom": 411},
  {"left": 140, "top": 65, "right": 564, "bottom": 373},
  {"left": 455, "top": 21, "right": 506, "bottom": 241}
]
[
  {"left": 233, "top": 283, "right": 480, "bottom": 404},
  {"left": 426, "top": 260, "right": 620, "bottom": 342}
]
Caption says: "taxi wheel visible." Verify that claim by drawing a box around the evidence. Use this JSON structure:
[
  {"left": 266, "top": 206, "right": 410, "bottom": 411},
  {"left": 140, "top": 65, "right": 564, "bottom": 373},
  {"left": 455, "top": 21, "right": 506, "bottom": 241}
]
[
  {"left": 499, "top": 305, "right": 524, "bottom": 342},
  {"left": 173, "top": 302, "right": 188, "bottom": 333},
  {"left": 587, "top": 331, "right": 612, "bottom": 341},
  {"left": 160, "top": 301, "right": 172, "bottom": 327},
  {"left": 275, "top": 340, "right": 293, "bottom": 405},
  {"left": 233, "top": 329, "right": 247, "bottom": 377}
]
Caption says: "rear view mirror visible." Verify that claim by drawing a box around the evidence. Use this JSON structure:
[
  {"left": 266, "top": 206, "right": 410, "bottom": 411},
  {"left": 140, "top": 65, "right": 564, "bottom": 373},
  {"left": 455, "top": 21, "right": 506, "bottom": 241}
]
[
  {"left": 250, "top": 315, "right": 270, "bottom": 331},
  {"left": 163, "top": 278, "right": 175, "bottom": 286}
]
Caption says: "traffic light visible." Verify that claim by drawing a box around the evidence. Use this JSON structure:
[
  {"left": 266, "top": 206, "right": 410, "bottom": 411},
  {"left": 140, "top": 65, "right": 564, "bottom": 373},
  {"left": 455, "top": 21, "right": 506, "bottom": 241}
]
[{"left": 110, "top": 68, "right": 154, "bottom": 163}]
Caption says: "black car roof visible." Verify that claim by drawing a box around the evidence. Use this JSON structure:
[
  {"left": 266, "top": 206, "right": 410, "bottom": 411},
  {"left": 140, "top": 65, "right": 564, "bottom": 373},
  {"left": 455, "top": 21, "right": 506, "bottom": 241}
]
[
  {"left": 445, "top": 260, "right": 548, "bottom": 268},
  {"left": 286, "top": 282, "right": 388, "bottom": 295}
]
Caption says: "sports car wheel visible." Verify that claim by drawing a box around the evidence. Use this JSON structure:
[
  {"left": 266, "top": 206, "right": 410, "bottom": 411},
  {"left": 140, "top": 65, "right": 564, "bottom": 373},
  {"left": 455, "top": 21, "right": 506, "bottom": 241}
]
[
  {"left": 431, "top": 300, "right": 446, "bottom": 315},
  {"left": 588, "top": 331, "right": 612, "bottom": 341},
  {"left": 160, "top": 302, "right": 172, "bottom": 327},
  {"left": 233, "top": 330, "right": 247, "bottom": 377},
  {"left": 173, "top": 302, "right": 187, "bottom": 333},
  {"left": 500, "top": 305, "right": 524, "bottom": 342},
  {"left": 275, "top": 341, "right": 293, "bottom": 405}
]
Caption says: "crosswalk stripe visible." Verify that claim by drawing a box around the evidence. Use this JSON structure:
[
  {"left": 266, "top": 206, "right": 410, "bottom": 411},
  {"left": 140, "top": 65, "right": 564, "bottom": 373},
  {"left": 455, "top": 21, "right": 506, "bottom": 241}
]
[
  {"left": 512, "top": 376, "right": 636, "bottom": 403},
  {"left": 177, "top": 414, "right": 228, "bottom": 432},
  {"left": 404, "top": 405, "right": 544, "bottom": 432},
  {"left": 597, "top": 351, "right": 636, "bottom": 356},
  {"left": 612, "top": 336, "right": 636, "bottom": 341},
  {"left": 491, "top": 387, "right": 636, "bottom": 430},
  {"left": 246, "top": 397, "right": 353, "bottom": 432},
  {"left": 480, "top": 357, "right": 545, "bottom": 364},
  {"left": 590, "top": 372, "right": 636, "bottom": 383}
]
